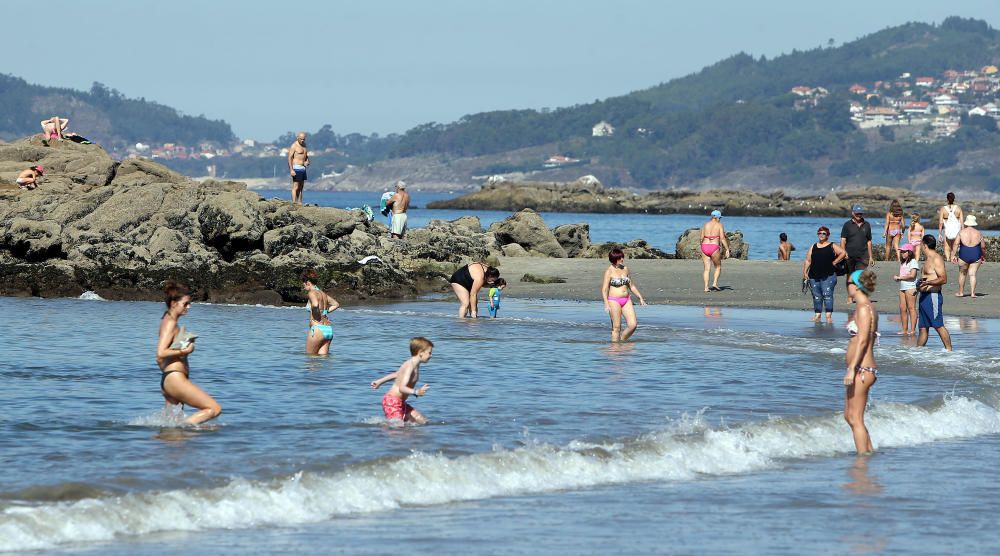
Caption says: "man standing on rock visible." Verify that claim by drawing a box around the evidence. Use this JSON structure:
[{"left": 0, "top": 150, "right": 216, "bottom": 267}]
[
  {"left": 288, "top": 132, "right": 309, "bottom": 206},
  {"left": 387, "top": 180, "right": 410, "bottom": 239},
  {"left": 917, "top": 235, "right": 953, "bottom": 351},
  {"left": 840, "top": 204, "right": 874, "bottom": 301}
]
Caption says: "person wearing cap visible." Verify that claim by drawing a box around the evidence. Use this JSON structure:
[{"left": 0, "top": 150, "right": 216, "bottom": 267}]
[
  {"left": 954, "top": 214, "right": 985, "bottom": 298},
  {"left": 893, "top": 243, "right": 920, "bottom": 335},
  {"left": 917, "top": 235, "right": 953, "bottom": 351},
  {"left": 840, "top": 204, "right": 874, "bottom": 301},
  {"left": 699, "top": 209, "right": 730, "bottom": 292},
  {"left": 15, "top": 165, "right": 44, "bottom": 190},
  {"left": 386, "top": 180, "right": 410, "bottom": 239}
]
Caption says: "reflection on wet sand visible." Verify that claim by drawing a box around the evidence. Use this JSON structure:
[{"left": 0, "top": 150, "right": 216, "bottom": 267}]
[
  {"left": 704, "top": 307, "right": 723, "bottom": 318},
  {"left": 840, "top": 455, "right": 890, "bottom": 553}
]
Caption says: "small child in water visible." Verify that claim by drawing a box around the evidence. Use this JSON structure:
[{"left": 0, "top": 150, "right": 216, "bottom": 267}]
[
  {"left": 777, "top": 232, "right": 795, "bottom": 261},
  {"left": 488, "top": 278, "right": 507, "bottom": 318},
  {"left": 371, "top": 337, "right": 433, "bottom": 424}
]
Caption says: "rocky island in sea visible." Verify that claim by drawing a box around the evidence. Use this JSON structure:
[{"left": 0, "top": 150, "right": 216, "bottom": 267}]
[
  {"left": 428, "top": 177, "right": 1000, "bottom": 229},
  {"left": 1, "top": 139, "right": 750, "bottom": 304}
]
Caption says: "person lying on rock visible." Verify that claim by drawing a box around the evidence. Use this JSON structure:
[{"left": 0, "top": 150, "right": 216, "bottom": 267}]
[
  {"left": 40, "top": 116, "right": 69, "bottom": 144},
  {"left": 15, "top": 166, "right": 44, "bottom": 190}
]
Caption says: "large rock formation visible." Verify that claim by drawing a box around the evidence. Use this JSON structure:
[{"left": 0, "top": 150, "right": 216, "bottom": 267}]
[
  {"left": 428, "top": 180, "right": 1000, "bottom": 228},
  {"left": 0, "top": 139, "right": 676, "bottom": 302}
]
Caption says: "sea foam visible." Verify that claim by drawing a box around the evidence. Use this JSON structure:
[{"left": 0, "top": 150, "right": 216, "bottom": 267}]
[{"left": 2, "top": 395, "right": 999, "bottom": 552}]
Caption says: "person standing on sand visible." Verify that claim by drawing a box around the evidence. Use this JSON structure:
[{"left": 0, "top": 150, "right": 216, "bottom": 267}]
[
  {"left": 844, "top": 270, "right": 879, "bottom": 455},
  {"left": 882, "top": 199, "right": 905, "bottom": 263},
  {"left": 386, "top": 180, "right": 409, "bottom": 239},
  {"left": 917, "top": 235, "right": 953, "bottom": 351},
  {"left": 602, "top": 248, "right": 647, "bottom": 342},
  {"left": 803, "top": 226, "right": 847, "bottom": 323},
  {"left": 907, "top": 214, "right": 925, "bottom": 261},
  {"left": 840, "top": 204, "right": 874, "bottom": 302},
  {"left": 288, "top": 132, "right": 309, "bottom": 206},
  {"left": 157, "top": 281, "right": 222, "bottom": 425},
  {"left": 700, "top": 210, "right": 730, "bottom": 292},
  {"left": 954, "top": 215, "right": 986, "bottom": 298},
  {"left": 938, "top": 192, "right": 963, "bottom": 263}
]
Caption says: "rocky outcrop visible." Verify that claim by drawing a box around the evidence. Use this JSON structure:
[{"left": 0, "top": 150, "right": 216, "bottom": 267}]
[
  {"left": 674, "top": 228, "right": 750, "bottom": 260},
  {"left": 0, "top": 139, "right": 501, "bottom": 303},
  {"left": 428, "top": 181, "right": 1000, "bottom": 229},
  {"left": 489, "top": 209, "right": 567, "bottom": 257},
  {"left": 552, "top": 223, "right": 591, "bottom": 257}
]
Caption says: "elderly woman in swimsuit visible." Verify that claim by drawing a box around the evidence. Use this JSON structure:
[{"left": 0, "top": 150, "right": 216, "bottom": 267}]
[
  {"left": 602, "top": 248, "right": 647, "bottom": 342},
  {"left": 156, "top": 281, "right": 221, "bottom": 425},
  {"left": 954, "top": 215, "right": 986, "bottom": 298},
  {"left": 449, "top": 262, "right": 500, "bottom": 318},
  {"left": 882, "top": 199, "right": 905, "bottom": 262},
  {"left": 302, "top": 269, "right": 341, "bottom": 355},
  {"left": 844, "top": 270, "right": 879, "bottom": 455},
  {"left": 700, "top": 210, "right": 731, "bottom": 292}
]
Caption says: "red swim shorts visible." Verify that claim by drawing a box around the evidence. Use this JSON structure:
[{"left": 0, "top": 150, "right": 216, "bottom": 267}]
[{"left": 382, "top": 392, "right": 413, "bottom": 421}]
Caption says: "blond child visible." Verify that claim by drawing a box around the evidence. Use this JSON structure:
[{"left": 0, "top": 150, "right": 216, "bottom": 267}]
[{"left": 371, "top": 337, "right": 433, "bottom": 424}]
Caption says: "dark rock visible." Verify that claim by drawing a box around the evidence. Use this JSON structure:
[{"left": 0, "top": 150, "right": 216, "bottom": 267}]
[
  {"left": 552, "top": 223, "right": 591, "bottom": 257},
  {"left": 489, "top": 209, "right": 567, "bottom": 257},
  {"left": 581, "top": 240, "right": 672, "bottom": 260},
  {"left": 520, "top": 273, "right": 567, "bottom": 284}
]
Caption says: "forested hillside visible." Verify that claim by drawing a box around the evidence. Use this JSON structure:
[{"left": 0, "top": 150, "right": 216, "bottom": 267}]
[{"left": 0, "top": 75, "right": 234, "bottom": 148}]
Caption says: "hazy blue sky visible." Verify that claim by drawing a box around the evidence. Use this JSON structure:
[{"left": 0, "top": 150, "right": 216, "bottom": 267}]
[{"left": 5, "top": 1, "right": 999, "bottom": 140}]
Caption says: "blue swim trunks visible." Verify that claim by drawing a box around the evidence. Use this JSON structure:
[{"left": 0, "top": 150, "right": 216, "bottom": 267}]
[
  {"left": 292, "top": 164, "right": 307, "bottom": 182},
  {"left": 918, "top": 291, "right": 944, "bottom": 329}
]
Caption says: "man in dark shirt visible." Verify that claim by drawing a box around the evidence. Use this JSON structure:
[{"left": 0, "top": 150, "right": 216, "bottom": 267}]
[{"left": 840, "top": 203, "right": 874, "bottom": 276}]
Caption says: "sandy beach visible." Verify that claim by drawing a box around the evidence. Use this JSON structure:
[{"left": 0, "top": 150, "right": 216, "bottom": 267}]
[{"left": 499, "top": 256, "right": 1000, "bottom": 318}]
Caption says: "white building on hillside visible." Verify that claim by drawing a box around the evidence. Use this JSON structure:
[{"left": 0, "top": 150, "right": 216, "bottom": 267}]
[{"left": 592, "top": 121, "right": 615, "bottom": 137}]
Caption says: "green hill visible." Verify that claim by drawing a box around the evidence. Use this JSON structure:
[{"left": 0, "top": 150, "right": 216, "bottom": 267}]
[
  {"left": 0, "top": 75, "right": 234, "bottom": 149},
  {"left": 386, "top": 16, "right": 1000, "bottom": 188}
]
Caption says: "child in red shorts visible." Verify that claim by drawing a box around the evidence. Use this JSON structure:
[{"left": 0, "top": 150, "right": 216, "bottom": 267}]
[{"left": 371, "top": 337, "right": 433, "bottom": 424}]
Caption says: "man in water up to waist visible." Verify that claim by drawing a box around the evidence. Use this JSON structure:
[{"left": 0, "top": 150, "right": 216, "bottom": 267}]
[
  {"left": 288, "top": 132, "right": 309, "bottom": 206},
  {"left": 387, "top": 180, "right": 410, "bottom": 239}
]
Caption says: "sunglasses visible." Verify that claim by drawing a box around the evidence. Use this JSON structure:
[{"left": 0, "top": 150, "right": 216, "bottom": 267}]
[{"left": 817, "top": 232, "right": 828, "bottom": 235}]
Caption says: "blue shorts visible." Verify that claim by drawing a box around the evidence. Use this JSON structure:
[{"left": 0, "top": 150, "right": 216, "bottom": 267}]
[
  {"left": 918, "top": 291, "right": 944, "bottom": 329},
  {"left": 293, "top": 166, "right": 307, "bottom": 182},
  {"left": 488, "top": 301, "right": 500, "bottom": 317}
]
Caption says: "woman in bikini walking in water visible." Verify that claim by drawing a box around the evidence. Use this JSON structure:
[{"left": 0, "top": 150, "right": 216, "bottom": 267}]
[
  {"left": 157, "top": 281, "right": 222, "bottom": 425},
  {"left": 302, "top": 269, "right": 341, "bottom": 355},
  {"left": 601, "top": 248, "right": 647, "bottom": 342},
  {"left": 700, "top": 210, "right": 730, "bottom": 292}
]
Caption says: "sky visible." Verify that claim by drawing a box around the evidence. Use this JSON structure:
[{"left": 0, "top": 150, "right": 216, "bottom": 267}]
[{"left": 4, "top": 1, "right": 1000, "bottom": 141}]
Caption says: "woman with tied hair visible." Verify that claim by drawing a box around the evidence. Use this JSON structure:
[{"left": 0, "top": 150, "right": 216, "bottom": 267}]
[
  {"left": 601, "top": 248, "right": 647, "bottom": 342},
  {"left": 882, "top": 199, "right": 905, "bottom": 262},
  {"left": 448, "top": 262, "right": 500, "bottom": 318},
  {"left": 844, "top": 270, "right": 879, "bottom": 455},
  {"left": 156, "top": 281, "right": 222, "bottom": 425},
  {"left": 938, "top": 192, "right": 964, "bottom": 263},
  {"left": 302, "top": 269, "right": 340, "bottom": 355}
]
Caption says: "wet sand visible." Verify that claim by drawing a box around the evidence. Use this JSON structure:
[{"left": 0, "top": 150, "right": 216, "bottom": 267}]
[{"left": 499, "top": 257, "right": 1000, "bottom": 318}]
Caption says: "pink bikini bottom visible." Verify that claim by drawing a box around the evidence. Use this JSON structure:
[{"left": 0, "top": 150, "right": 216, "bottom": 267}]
[
  {"left": 607, "top": 296, "right": 630, "bottom": 307},
  {"left": 701, "top": 243, "right": 720, "bottom": 257}
]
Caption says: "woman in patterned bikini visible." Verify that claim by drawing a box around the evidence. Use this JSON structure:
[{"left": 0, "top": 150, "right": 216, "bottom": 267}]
[{"left": 601, "top": 248, "right": 647, "bottom": 342}]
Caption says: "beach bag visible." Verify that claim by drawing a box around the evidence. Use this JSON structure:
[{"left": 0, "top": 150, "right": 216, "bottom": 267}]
[{"left": 834, "top": 260, "right": 848, "bottom": 276}]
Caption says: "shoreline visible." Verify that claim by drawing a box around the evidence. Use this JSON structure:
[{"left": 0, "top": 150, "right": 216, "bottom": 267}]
[{"left": 495, "top": 257, "right": 1000, "bottom": 319}]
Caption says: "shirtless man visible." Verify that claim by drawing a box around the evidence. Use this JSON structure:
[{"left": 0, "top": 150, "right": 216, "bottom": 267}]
[
  {"left": 15, "top": 166, "right": 43, "bottom": 190},
  {"left": 287, "top": 132, "right": 309, "bottom": 206},
  {"left": 916, "top": 235, "right": 953, "bottom": 351},
  {"left": 387, "top": 180, "right": 410, "bottom": 239}
]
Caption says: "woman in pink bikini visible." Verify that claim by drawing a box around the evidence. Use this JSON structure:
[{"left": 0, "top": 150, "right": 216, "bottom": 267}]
[
  {"left": 601, "top": 248, "right": 647, "bottom": 342},
  {"left": 700, "top": 210, "right": 730, "bottom": 292},
  {"left": 882, "top": 199, "right": 905, "bottom": 262},
  {"left": 907, "top": 213, "right": 924, "bottom": 261}
]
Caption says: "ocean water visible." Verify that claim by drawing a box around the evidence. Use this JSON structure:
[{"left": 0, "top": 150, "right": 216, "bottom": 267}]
[
  {"left": 258, "top": 189, "right": 999, "bottom": 261},
  {"left": 2, "top": 294, "right": 1000, "bottom": 554}
]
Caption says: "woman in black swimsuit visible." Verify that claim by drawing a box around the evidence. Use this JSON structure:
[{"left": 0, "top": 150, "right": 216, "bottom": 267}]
[
  {"left": 156, "top": 281, "right": 221, "bottom": 425},
  {"left": 449, "top": 262, "right": 500, "bottom": 318}
]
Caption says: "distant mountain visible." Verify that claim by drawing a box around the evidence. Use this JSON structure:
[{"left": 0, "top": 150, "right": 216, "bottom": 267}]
[
  {"left": 0, "top": 75, "right": 234, "bottom": 148},
  {"left": 378, "top": 16, "right": 1000, "bottom": 190}
]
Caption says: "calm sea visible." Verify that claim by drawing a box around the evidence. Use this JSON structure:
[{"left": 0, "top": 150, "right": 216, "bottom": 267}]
[
  {"left": 2, "top": 294, "right": 1000, "bottom": 554},
  {"left": 255, "top": 189, "right": 998, "bottom": 261}
]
